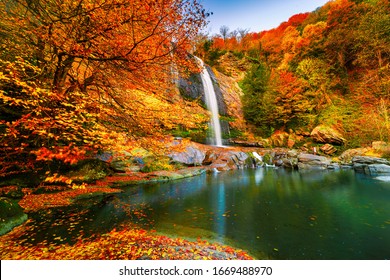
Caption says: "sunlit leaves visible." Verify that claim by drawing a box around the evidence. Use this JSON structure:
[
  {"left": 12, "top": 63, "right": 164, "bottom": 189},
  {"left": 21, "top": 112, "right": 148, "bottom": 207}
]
[
  {"left": 0, "top": 1, "right": 209, "bottom": 180},
  {"left": 0, "top": 225, "right": 253, "bottom": 260}
]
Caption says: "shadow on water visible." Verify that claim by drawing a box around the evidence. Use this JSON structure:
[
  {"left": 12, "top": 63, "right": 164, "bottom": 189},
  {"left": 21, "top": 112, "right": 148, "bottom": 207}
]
[{"left": 18, "top": 169, "right": 390, "bottom": 259}]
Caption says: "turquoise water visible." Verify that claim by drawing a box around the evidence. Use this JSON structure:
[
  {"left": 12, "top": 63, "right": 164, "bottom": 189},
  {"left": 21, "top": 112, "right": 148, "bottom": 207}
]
[{"left": 23, "top": 169, "right": 390, "bottom": 259}]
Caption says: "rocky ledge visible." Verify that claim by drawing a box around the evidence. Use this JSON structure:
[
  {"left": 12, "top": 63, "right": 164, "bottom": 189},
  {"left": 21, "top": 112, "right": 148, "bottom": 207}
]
[{"left": 168, "top": 141, "right": 390, "bottom": 174}]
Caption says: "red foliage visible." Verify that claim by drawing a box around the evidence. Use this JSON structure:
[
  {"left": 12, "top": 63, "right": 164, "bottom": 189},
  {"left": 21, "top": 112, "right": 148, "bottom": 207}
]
[
  {"left": 19, "top": 187, "right": 121, "bottom": 212},
  {"left": 0, "top": 225, "right": 254, "bottom": 260}
]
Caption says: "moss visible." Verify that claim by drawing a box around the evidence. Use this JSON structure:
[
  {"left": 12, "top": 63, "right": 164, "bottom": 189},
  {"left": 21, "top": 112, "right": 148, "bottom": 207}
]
[
  {"left": 141, "top": 156, "right": 175, "bottom": 173},
  {"left": 0, "top": 197, "right": 28, "bottom": 236},
  {"left": 262, "top": 153, "right": 273, "bottom": 165},
  {"left": 67, "top": 159, "right": 112, "bottom": 183}
]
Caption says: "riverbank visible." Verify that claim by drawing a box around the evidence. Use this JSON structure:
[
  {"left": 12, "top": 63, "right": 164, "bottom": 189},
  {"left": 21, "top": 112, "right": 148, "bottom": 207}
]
[
  {"left": 0, "top": 223, "right": 253, "bottom": 260},
  {"left": 0, "top": 165, "right": 255, "bottom": 260},
  {"left": 2, "top": 140, "right": 390, "bottom": 260}
]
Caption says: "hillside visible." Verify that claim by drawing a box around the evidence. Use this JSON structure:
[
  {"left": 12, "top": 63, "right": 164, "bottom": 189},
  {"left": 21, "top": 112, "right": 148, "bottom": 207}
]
[{"left": 196, "top": 0, "right": 390, "bottom": 151}]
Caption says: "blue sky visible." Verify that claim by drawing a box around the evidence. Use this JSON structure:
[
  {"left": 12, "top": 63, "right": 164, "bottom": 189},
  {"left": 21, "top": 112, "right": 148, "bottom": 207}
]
[{"left": 200, "top": 0, "right": 330, "bottom": 34}]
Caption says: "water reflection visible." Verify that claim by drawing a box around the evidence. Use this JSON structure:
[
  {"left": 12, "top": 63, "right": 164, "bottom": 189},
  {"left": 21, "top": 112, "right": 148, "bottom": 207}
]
[
  {"left": 212, "top": 182, "right": 226, "bottom": 241},
  {"left": 20, "top": 169, "right": 390, "bottom": 260}
]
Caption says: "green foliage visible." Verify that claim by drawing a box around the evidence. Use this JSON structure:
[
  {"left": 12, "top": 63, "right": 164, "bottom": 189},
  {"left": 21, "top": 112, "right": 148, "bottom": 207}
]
[
  {"left": 171, "top": 127, "right": 207, "bottom": 143},
  {"left": 241, "top": 62, "right": 277, "bottom": 136},
  {"left": 222, "top": 128, "right": 243, "bottom": 139},
  {"left": 141, "top": 156, "right": 175, "bottom": 173},
  {"left": 205, "top": 49, "right": 227, "bottom": 66},
  {"left": 67, "top": 159, "right": 112, "bottom": 184},
  {"left": 232, "top": 51, "right": 245, "bottom": 60}
]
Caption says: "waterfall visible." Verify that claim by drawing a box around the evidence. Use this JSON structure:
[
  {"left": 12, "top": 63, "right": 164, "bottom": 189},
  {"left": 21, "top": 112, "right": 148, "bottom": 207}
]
[{"left": 195, "top": 57, "right": 223, "bottom": 146}]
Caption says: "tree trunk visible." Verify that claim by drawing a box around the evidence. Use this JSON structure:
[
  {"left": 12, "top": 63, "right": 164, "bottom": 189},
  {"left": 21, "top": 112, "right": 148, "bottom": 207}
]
[{"left": 53, "top": 54, "right": 75, "bottom": 93}]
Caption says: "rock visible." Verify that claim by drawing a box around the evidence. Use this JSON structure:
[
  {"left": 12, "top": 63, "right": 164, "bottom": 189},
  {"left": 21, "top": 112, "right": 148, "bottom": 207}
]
[
  {"left": 273, "top": 151, "right": 287, "bottom": 167},
  {"left": 178, "top": 72, "right": 203, "bottom": 100},
  {"left": 297, "top": 153, "right": 331, "bottom": 170},
  {"left": 352, "top": 156, "right": 390, "bottom": 174},
  {"left": 208, "top": 150, "right": 250, "bottom": 171},
  {"left": 352, "top": 156, "right": 390, "bottom": 165},
  {"left": 178, "top": 64, "right": 227, "bottom": 116},
  {"left": 320, "top": 144, "right": 337, "bottom": 155},
  {"left": 282, "top": 158, "right": 298, "bottom": 169},
  {"left": 327, "top": 163, "right": 341, "bottom": 170},
  {"left": 310, "top": 125, "right": 346, "bottom": 145},
  {"left": 68, "top": 158, "right": 112, "bottom": 183},
  {"left": 367, "top": 164, "right": 390, "bottom": 174},
  {"left": 296, "top": 129, "right": 311, "bottom": 137},
  {"left": 339, "top": 148, "right": 371, "bottom": 163},
  {"left": 214, "top": 69, "right": 247, "bottom": 132},
  {"left": 203, "top": 150, "right": 219, "bottom": 165},
  {"left": 170, "top": 146, "right": 206, "bottom": 166},
  {"left": 287, "top": 149, "right": 299, "bottom": 158},
  {"left": 0, "top": 197, "right": 28, "bottom": 236},
  {"left": 108, "top": 149, "right": 150, "bottom": 173},
  {"left": 353, "top": 163, "right": 369, "bottom": 174},
  {"left": 229, "top": 140, "right": 263, "bottom": 147}
]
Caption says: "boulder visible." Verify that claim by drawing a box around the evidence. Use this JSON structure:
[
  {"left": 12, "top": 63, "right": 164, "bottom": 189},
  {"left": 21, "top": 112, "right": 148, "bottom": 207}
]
[
  {"left": 320, "top": 144, "right": 337, "bottom": 155},
  {"left": 352, "top": 156, "right": 390, "bottom": 165},
  {"left": 170, "top": 146, "right": 206, "bottom": 166},
  {"left": 367, "top": 164, "right": 390, "bottom": 175},
  {"left": 327, "top": 163, "right": 341, "bottom": 170},
  {"left": 310, "top": 125, "right": 346, "bottom": 145},
  {"left": 352, "top": 156, "right": 390, "bottom": 174},
  {"left": 282, "top": 157, "right": 298, "bottom": 169},
  {"left": 297, "top": 153, "right": 331, "bottom": 170},
  {"left": 207, "top": 150, "right": 250, "bottom": 171},
  {"left": 339, "top": 148, "right": 370, "bottom": 163}
]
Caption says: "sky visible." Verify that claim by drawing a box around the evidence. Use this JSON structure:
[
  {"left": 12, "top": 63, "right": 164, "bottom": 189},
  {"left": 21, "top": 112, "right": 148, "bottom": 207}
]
[{"left": 200, "top": 0, "right": 331, "bottom": 35}]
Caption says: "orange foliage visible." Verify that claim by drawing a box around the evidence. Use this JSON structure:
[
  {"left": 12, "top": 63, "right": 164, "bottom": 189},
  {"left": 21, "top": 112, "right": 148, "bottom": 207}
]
[
  {"left": 0, "top": 1, "right": 208, "bottom": 180},
  {"left": 0, "top": 225, "right": 253, "bottom": 260},
  {"left": 19, "top": 186, "right": 121, "bottom": 212}
]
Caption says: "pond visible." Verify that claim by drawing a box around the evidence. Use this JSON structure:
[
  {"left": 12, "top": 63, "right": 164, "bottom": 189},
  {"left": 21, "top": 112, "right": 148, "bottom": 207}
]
[{"left": 20, "top": 168, "right": 390, "bottom": 259}]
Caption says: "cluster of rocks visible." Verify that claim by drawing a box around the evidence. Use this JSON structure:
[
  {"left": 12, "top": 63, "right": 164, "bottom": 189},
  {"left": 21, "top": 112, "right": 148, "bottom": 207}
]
[
  {"left": 351, "top": 156, "right": 390, "bottom": 175},
  {"left": 169, "top": 144, "right": 252, "bottom": 172},
  {"left": 168, "top": 142, "right": 390, "bottom": 175}
]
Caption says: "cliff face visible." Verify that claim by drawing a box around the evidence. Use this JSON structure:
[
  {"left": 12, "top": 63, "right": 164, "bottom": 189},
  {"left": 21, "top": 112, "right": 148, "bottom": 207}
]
[
  {"left": 212, "top": 69, "right": 246, "bottom": 132},
  {"left": 178, "top": 57, "right": 248, "bottom": 139},
  {"left": 178, "top": 65, "right": 227, "bottom": 116}
]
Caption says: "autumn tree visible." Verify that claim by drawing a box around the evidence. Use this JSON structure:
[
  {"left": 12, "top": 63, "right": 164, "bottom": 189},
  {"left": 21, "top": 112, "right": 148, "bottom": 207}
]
[
  {"left": 0, "top": 0, "right": 208, "bottom": 181},
  {"left": 1, "top": 0, "right": 207, "bottom": 93}
]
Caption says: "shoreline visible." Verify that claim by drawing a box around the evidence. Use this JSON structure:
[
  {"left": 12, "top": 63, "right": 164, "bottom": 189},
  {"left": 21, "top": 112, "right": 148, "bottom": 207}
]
[{"left": 2, "top": 141, "right": 390, "bottom": 260}]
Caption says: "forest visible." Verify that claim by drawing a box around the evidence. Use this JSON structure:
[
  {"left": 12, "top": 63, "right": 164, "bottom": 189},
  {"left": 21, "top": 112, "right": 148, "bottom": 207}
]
[
  {"left": 197, "top": 0, "right": 390, "bottom": 144},
  {"left": 1, "top": 0, "right": 390, "bottom": 261}
]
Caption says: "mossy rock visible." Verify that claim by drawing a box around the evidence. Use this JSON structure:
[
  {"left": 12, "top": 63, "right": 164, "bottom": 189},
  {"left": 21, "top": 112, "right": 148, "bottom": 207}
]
[
  {"left": 67, "top": 159, "right": 112, "bottom": 183},
  {"left": 0, "top": 197, "right": 28, "bottom": 236},
  {"left": 262, "top": 153, "right": 273, "bottom": 165}
]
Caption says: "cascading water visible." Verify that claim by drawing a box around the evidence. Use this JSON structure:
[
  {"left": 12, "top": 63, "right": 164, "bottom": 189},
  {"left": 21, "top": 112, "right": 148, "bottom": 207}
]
[{"left": 195, "top": 57, "right": 223, "bottom": 146}]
